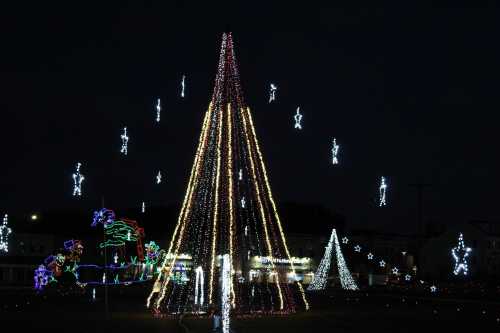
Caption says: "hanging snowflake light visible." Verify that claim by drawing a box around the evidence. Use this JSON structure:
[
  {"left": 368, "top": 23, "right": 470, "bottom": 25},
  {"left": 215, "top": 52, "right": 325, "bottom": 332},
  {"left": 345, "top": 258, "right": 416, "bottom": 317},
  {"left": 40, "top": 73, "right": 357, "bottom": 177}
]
[
  {"left": 269, "top": 83, "right": 277, "bottom": 103},
  {"left": 120, "top": 126, "right": 129, "bottom": 155},
  {"left": 0, "top": 214, "right": 12, "bottom": 253},
  {"left": 379, "top": 176, "right": 387, "bottom": 207},
  {"left": 294, "top": 107, "right": 303, "bottom": 130},
  {"left": 72, "top": 162, "right": 85, "bottom": 197},
  {"left": 451, "top": 233, "right": 472, "bottom": 276},
  {"left": 156, "top": 98, "right": 161, "bottom": 123},
  {"left": 331, "top": 138, "right": 339, "bottom": 165},
  {"left": 181, "top": 75, "right": 186, "bottom": 98}
]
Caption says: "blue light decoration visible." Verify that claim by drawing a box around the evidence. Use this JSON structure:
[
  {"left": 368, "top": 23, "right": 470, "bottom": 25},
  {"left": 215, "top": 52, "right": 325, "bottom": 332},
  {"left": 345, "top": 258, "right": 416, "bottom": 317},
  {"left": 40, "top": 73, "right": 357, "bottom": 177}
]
[{"left": 34, "top": 208, "right": 166, "bottom": 293}]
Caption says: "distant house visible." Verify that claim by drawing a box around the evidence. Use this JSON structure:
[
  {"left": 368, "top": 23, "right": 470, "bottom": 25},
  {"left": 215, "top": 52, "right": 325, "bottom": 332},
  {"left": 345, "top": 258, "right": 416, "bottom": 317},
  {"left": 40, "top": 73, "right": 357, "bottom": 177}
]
[{"left": 419, "top": 220, "right": 500, "bottom": 280}]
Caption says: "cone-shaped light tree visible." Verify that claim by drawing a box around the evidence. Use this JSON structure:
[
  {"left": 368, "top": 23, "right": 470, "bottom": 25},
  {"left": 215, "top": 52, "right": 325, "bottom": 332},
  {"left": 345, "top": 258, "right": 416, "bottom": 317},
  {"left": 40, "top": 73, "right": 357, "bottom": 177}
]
[{"left": 147, "top": 33, "right": 309, "bottom": 314}]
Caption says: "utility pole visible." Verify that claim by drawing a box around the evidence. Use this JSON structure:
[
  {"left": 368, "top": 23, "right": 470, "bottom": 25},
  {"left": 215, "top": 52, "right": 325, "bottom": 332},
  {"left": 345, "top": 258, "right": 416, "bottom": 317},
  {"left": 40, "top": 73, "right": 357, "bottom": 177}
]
[
  {"left": 409, "top": 183, "right": 431, "bottom": 265},
  {"left": 101, "top": 196, "right": 109, "bottom": 320}
]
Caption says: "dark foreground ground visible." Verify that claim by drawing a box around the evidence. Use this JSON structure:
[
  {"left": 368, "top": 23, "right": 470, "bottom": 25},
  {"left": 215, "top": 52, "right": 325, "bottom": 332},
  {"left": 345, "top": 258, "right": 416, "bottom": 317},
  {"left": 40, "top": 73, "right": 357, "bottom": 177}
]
[{"left": 1, "top": 287, "right": 499, "bottom": 333}]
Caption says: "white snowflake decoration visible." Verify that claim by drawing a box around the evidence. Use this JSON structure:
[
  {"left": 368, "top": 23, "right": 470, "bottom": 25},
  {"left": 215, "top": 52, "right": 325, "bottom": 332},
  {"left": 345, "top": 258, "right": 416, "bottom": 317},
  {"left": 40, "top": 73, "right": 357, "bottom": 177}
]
[
  {"left": 452, "top": 233, "right": 472, "bottom": 276},
  {"left": 379, "top": 176, "right": 387, "bottom": 207},
  {"left": 72, "top": 162, "right": 85, "bottom": 196},
  {"left": 181, "top": 75, "right": 186, "bottom": 98},
  {"left": 294, "top": 107, "right": 303, "bottom": 130},
  {"left": 156, "top": 98, "right": 161, "bottom": 123},
  {"left": 120, "top": 127, "right": 129, "bottom": 155},
  {"left": 269, "top": 83, "right": 277, "bottom": 103},
  {"left": 331, "top": 138, "right": 339, "bottom": 165}
]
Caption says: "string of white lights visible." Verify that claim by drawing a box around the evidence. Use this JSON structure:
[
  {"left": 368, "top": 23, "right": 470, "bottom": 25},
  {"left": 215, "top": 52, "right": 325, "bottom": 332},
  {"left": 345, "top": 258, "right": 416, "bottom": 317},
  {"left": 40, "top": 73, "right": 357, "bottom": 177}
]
[
  {"left": 156, "top": 171, "right": 162, "bottom": 184},
  {"left": 194, "top": 266, "right": 204, "bottom": 306},
  {"left": 0, "top": 214, "right": 12, "bottom": 253},
  {"left": 141, "top": 201, "right": 145, "bottom": 213},
  {"left": 222, "top": 254, "right": 231, "bottom": 333}
]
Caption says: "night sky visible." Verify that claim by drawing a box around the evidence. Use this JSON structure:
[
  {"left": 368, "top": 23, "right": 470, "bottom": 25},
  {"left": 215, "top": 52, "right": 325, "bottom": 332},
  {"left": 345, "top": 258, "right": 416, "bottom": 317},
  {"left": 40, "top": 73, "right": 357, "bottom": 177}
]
[{"left": 1, "top": 3, "right": 499, "bottom": 234}]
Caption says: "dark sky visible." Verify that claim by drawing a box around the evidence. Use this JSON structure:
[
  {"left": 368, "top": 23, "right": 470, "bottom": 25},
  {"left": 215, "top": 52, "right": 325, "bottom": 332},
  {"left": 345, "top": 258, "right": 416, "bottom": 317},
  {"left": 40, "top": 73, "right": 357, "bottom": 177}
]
[{"left": 1, "top": 2, "right": 499, "bottom": 233}]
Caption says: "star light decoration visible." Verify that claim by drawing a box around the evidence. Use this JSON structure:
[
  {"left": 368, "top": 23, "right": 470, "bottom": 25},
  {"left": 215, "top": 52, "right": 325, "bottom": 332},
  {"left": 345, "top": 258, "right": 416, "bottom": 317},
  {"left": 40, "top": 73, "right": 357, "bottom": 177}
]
[
  {"left": 331, "top": 138, "right": 339, "bottom": 165},
  {"left": 120, "top": 126, "right": 129, "bottom": 155},
  {"left": 181, "top": 75, "right": 186, "bottom": 98},
  {"left": 379, "top": 176, "right": 387, "bottom": 207},
  {"left": 354, "top": 245, "right": 361, "bottom": 252},
  {"left": 342, "top": 237, "right": 349, "bottom": 244},
  {"left": 430, "top": 285, "right": 437, "bottom": 293},
  {"left": 294, "top": 107, "right": 303, "bottom": 130},
  {"left": 451, "top": 233, "right": 472, "bottom": 276},
  {"left": 367, "top": 253, "right": 374, "bottom": 260},
  {"left": 0, "top": 214, "right": 12, "bottom": 253},
  {"left": 392, "top": 267, "right": 399, "bottom": 275},
  {"left": 405, "top": 274, "right": 412, "bottom": 281},
  {"left": 156, "top": 98, "right": 161, "bottom": 123},
  {"left": 72, "top": 162, "right": 85, "bottom": 196},
  {"left": 269, "top": 83, "right": 277, "bottom": 103},
  {"left": 379, "top": 260, "right": 386, "bottom": 268}
]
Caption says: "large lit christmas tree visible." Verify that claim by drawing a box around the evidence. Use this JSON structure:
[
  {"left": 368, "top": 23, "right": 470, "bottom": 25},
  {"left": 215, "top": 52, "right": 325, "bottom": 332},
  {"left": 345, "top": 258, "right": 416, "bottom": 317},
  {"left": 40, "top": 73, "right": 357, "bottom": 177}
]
[{"left": 147, "top": 33, "right": 309, "bottom": 314}]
